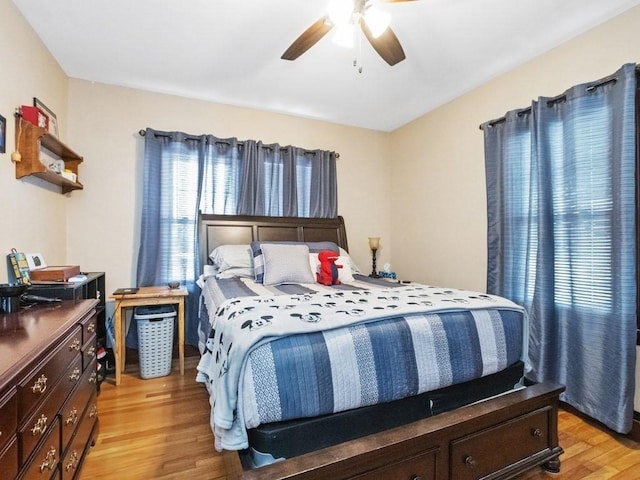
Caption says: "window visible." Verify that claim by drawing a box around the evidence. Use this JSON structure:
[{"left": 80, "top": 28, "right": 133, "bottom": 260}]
[
  {"left": 137, "top": 130, "right": 338, "bottom": 346},
  {"left": 482, "top": 63, "right": 637, "bottom": 434}
]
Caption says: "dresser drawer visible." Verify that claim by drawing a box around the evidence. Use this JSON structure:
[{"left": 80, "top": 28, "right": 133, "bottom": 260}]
[
  {"left": 20, "top": 356, "right": 83, "bottom": 465},
  {"left": 61, "top": 358, "right": 97, "bottom": 449},
  {"left": 0, "top": 388, "right": 17, "bottom": 453},
  {"left": 18, "top": 326, "right": 83, "bottom": 422},
  {"left": 351, "top": 448, "right": 438, "bottom": 480},
  {"left": 21, "top": 418, "right": 60, "bottom": 480},
  {"left": 82, "top": 336, "right": 97, "bottom": 372},
  {"left": 61, "top": 393, "right": 98, "bottom": 480},
  {"left": 0, "top": 436, "right": 18, "bottom": 480},
  {"left": 450, "top": 407, "right": 551, "bottom": 480},
  {"left": 82, "top": 314, "right": 97, "bottom": 345}
]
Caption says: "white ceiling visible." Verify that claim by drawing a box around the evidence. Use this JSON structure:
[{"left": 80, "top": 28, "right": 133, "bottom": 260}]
[{"left": 12, "top": 0, "right": 640, "bottom": 132}]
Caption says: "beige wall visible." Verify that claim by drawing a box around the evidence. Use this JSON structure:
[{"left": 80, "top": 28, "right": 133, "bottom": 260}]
[
  {"left": 0, "top": 0, "right": 70, "bottom": 276},
  {"left": 390, "top": 5, "right": 640, "bottom": 291},
  {"left": 388, "top": 6, "right": 640, "bottom": 409},
  {"left": 65, "top": 81, "right": 392, "bottom": 294}
]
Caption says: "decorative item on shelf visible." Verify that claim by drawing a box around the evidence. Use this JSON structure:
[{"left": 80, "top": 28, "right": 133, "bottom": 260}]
[
  {"left": 368, "top": 236, "right": 380, "bottom": 278},
  {"left": 60, "top": 169, "right": 77, "bottom": 182},
  {"left": 20, "top": 105, "right": 48, "bottom": 130},
  {"left": 25, "top": 253, "right": 47, "bottom": 271},
  {"left": 7, "top": 248, "right": 31, "bottom": 285},
  {"left": 47, "top": 158, "right": 64, "bottom": 173},
  {"left": 34, "top": 97, "right": 59, "bottom": 139},
  {"left": 167, "top": 281, "right": 180, "bottom": 289}
]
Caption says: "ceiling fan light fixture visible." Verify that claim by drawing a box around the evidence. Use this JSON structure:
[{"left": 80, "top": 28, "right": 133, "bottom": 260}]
[
  {"left": 363, "top": 6, "right": 391, "bottom": 38},
  {"left": 332, "top": 23, "right": 355, "bottom": 48},
  {"left": 328, "top": 0, "right": 353, "bottom": 26}
]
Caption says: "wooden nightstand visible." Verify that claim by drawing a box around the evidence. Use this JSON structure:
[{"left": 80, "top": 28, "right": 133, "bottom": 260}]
[{"left": 110, "top": 286, "right": 188, "bottom": 386}]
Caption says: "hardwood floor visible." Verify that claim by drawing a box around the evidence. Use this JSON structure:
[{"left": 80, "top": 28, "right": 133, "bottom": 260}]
[
  {"left": 80, "top": 358, "right": 640, "bottom": 479},
  {"left": 80, "top": 357, "right": 237, "bottom": 480},
  {"left": 515, "top": 409, "right": 640, "bottom": 480}
]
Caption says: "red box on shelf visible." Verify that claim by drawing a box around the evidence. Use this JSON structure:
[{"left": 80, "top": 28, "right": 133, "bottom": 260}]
[{"left": 21, "top": 105, "right": 49, "bottom": 130}]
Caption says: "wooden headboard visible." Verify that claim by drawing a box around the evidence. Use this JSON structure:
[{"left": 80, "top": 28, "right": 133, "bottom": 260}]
[{"left": 199, "top": 214, "right": 348, "bottom": 266}]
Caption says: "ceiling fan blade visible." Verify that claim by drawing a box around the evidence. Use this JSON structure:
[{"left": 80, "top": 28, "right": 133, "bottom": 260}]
[
  {"left": 360, "top": 20, "right": 406, "bottom": 66},
  {"left": 281, "top": 16, "right": 333, "bottom": 61}
]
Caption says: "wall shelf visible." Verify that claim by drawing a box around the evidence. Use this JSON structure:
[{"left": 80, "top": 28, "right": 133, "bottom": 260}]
[{"left": 14, "top": 116, "right": 84, "bottom": 193}]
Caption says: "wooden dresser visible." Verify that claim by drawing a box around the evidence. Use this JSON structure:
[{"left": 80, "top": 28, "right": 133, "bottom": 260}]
[{"left": 0, "top": 299, "right": 99, "bottom": 480}]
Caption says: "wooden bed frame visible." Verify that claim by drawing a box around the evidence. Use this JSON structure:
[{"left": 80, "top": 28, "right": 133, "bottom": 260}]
[{"left": 198, "top": 213, "right": 564, "bottom": 480}]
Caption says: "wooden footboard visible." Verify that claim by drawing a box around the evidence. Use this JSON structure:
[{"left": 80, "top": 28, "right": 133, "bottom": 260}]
[{"left": 229, "top": 382, "right": 564, "bottom": 480}]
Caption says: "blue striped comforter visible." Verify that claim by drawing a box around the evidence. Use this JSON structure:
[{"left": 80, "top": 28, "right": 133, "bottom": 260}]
[{"left": 196, "top": 276, "right": 526, "bottom": 451}]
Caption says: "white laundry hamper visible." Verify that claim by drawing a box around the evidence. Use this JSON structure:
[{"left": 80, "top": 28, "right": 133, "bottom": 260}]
[{"left": 135, "top": 305, "right": 176, "bottom": 379}]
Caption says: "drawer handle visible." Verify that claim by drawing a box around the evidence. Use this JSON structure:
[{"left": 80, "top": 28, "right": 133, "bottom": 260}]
[
  {"left": 31, "top": 374, "right": 48, "bottom": 394},
  {"left": 65, "top": 407, "right": 79, "bottom": 425},
  {"left": 88, "top": 322, "right": 96, "bottom": 333},
  {"left": 532, "top": 428, "right": 543, "bottom": 437},
  {"left": 31, "top": 414, "right": 48, "bottom": 436},
  {"left": 411, "top": 476, "right": 422, "bottom": 480},
  {"left": 70, "top": 339, "right": 81, "bottom": 351},
  {"left": 70, "top": 367, "right": 81, "bottom": 382},
  {"left": 89, "top": 404, "right": 98, "bottom": 419},
  {"left": 65, "top": 450, "right": 79, "bottom": 472},
  {"left": 89, "top": 371, "right": 98, "bottom": 384},
  {"left": 87, "top": 345, "right": 96, "bottom": 357},
  {"left": 464, "top": 455, "right": 478, "bottom": 469},
  {"left": 39, "top": 446, "right": 57, "bottom": 472}
]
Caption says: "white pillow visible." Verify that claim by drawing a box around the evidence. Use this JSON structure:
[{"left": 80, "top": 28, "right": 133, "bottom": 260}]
[
  {"left": 309, "top": 253, "right": 355, "bottom": 283},
  {"left": 216, "top": 267, "right": 254, "bottom": 279},
  {"left": 339, "top": 247, "right": 361, "bottom": 274},
  {"left": 261, "top": 244, "right": 315, "bottom": 286},
  {"left": 337, "top": 256, "right": 355, "bottom": 282},
  {"left": 209, "top": 245, "right": 253, "bottom": 277},
  {"left": 196, "top": 264, "right": 218, "bottom": 289}
]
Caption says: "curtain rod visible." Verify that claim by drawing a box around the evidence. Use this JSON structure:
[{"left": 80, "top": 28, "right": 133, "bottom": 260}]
[
  {"left": 478, "top": 68, "right": 632, "bottom": 131},
  {"left": 138, "top": 130, "right": 340, "bottom": 158}
]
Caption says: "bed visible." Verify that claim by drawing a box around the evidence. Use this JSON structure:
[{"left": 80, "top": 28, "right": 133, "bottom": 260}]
[{"left": 195, "top": 214, "right": 563, "bottom": 479}]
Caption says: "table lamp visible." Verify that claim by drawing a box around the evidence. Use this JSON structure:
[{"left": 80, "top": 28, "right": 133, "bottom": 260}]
[{"left": 368, "top": 237, "right": 380, "bottom": 278}]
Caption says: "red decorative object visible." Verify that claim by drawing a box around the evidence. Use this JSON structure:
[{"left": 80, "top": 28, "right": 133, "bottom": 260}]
[
  {"left": 316, "top": 250, "right": 342, "bottom": 286},
  {"left": 21, "top": 105, "right": 49, "bottom": 130}
]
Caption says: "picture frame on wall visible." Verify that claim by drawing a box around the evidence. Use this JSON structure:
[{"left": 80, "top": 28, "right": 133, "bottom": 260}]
[
  {"left": 0, "top": 114, "right": 6, "bottom": 154},
  {"left": 33, "top": 97, "right": 59, "bottom": 139}
]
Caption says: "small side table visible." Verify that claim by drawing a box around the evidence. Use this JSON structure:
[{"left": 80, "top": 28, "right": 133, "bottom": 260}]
[{"left": 110, "top": 286, "right": 188, "bottom": 385}]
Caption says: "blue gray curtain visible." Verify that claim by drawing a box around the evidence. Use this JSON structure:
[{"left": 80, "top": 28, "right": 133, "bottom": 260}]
[
  {"left": 483, "top": 63, "right": 637, "bottom": 433},
  {"left": 137, "top": 129, "right": 338, "bottom": 346}
]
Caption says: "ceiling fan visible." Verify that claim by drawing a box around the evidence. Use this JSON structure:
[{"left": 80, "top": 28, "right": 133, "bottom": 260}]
[{"left": 281, "top": 0, "right": 417, "bottom": 67}]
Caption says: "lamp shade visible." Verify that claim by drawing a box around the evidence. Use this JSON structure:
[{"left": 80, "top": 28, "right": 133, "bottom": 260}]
[{"left": 368, "top": 237, "right": 380, "bottom": 250}]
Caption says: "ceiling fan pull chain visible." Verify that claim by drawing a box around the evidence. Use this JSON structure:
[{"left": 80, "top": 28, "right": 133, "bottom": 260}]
[{"left": 354, "top": 29, "right": 363, "bottom": 73}]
